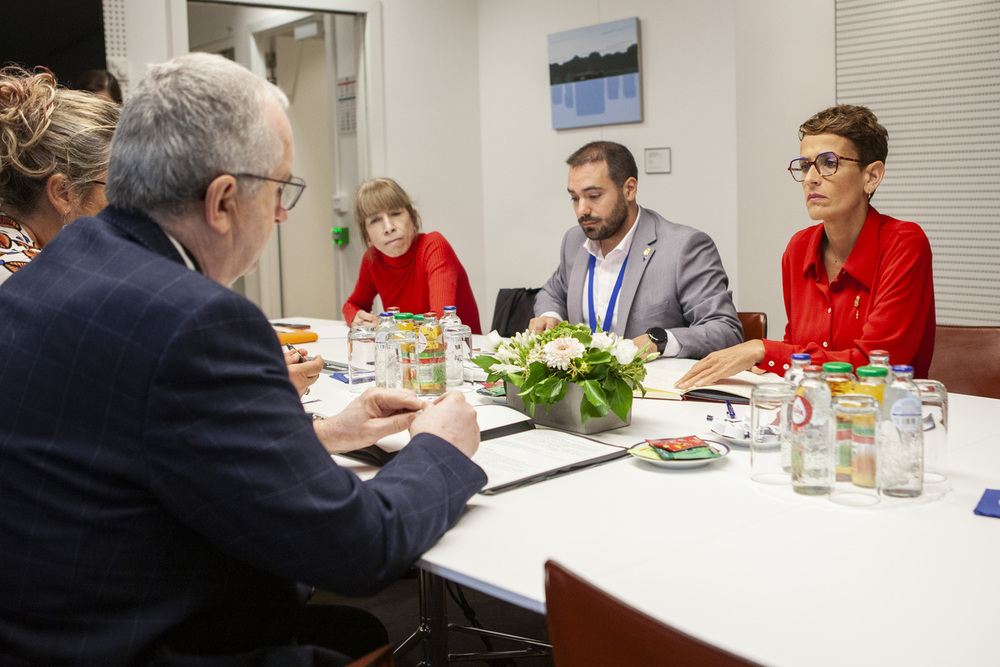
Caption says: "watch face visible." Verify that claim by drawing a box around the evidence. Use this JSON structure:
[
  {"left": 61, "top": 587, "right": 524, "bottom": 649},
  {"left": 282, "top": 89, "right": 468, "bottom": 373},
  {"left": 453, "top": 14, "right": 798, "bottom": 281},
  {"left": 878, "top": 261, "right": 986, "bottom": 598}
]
[{"left": 648, "top": 327, "right": 666, "bottom": 344}]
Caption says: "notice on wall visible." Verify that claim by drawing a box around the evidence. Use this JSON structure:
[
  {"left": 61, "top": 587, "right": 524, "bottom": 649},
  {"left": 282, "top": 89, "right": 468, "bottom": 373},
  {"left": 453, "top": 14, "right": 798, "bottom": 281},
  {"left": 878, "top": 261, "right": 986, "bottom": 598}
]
[{"left": 337, "top": 76, "right": 357, "bottom": 133}]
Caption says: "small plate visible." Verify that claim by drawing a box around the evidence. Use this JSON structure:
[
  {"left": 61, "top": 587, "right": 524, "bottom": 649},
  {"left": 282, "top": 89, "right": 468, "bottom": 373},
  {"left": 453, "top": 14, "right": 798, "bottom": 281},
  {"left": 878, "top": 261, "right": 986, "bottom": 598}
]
[
  {"left": 709, "top": 423, "right": 751, "bottom": 448},
  {"left": 628, "top": 440, "right": 731, "bottom": 469}
]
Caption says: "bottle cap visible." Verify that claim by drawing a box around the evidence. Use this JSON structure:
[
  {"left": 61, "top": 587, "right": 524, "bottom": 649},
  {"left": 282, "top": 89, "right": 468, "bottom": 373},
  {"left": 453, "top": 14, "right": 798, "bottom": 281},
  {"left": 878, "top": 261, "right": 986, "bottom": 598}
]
[
  {"left": 791, "top": 352, "right": 811, "bottom": 362},
  {"left": 822, "top": 361, "right": 853, "bottom": 373},
  {"left": 856, "top": 365, "right": 889, "bottom": 378},
  {"left": 891, "top": 364, "right": 914, "bottom": 374},
  {"left": 803, "top": 364, "right": 823, "bottom": 374}
]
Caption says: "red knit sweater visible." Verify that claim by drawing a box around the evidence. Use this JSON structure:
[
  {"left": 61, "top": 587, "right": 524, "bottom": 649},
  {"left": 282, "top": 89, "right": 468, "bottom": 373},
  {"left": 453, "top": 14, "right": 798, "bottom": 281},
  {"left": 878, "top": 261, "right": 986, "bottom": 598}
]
[{"left": 342, "top": 232, "right": 482, "bottom": 333}]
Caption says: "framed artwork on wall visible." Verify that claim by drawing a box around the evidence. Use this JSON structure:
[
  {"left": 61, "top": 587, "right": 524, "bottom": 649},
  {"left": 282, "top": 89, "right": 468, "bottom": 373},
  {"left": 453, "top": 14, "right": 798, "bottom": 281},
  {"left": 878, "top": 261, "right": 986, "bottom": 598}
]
[{"left": 548, "top": 17, "right": 642, "bottom": 131}]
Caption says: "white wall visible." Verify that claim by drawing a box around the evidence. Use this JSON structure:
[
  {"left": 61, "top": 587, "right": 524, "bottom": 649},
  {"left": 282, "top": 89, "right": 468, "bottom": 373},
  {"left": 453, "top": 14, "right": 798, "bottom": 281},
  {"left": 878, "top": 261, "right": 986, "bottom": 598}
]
[
  {"left": 376, "top": 0, "right": 486, "bottom": 328},
  {"left": 734, "top": 1, "right": 836, "bottom": 336},
  {"left": 477, "top": 0, "right": 740, "bottom": 336}
]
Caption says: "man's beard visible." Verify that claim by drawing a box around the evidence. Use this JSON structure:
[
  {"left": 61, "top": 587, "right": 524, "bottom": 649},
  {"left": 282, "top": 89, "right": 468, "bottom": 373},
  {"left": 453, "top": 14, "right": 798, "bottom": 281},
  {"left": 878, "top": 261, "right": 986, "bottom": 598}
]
[{"left": 579, "top": 192, "right": 628, "bottom": 241}]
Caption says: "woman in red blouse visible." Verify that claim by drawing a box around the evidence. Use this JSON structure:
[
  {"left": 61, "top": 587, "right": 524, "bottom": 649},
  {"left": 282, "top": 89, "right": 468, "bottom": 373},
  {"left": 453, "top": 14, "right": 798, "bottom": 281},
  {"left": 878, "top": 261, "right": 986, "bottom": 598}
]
[
  {"left": 342, "top": 178, "right": 482, "bottom": 333},
  {"left": 677, "top": 105, "right": 934, "bottom": 387}
]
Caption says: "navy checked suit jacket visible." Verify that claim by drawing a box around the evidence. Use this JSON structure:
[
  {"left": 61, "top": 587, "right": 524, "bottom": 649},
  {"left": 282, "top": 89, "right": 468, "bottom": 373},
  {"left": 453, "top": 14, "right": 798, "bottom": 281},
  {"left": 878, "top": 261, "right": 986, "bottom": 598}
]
[{"left": 0, "top": 208, "right": 486, "bottom": 665}]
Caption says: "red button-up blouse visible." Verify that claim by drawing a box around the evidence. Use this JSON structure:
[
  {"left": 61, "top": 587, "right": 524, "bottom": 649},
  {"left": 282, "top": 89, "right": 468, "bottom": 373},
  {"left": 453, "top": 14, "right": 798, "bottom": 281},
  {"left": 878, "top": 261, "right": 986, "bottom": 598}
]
[{"left": 760, "top": 207, "right": 935, "bottom": 378}]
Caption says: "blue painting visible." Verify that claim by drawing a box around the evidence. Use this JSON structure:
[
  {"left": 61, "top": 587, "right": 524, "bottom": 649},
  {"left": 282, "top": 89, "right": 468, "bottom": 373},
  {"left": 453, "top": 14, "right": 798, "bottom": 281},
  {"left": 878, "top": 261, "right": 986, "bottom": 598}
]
[{"left": 548, "top": 17, "right": 642, "bottom": 130}]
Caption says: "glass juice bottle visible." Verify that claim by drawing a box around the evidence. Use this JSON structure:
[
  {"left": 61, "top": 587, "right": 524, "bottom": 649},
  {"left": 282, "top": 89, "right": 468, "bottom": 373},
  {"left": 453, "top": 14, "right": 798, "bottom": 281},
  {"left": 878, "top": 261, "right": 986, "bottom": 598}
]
[
  {"left": 851, "top": 365, "right": 888, "bottom": 487},
  {"left": 784, "top": 352, "right": 811, "bottom": 386},
  {"left": 417, "top": 313, "right": 446, "bottom": 395},
  {"left": 822, "top": 361, "right": 857, "bottom": 481},
  {"left": 395, "top": 313, "right": 415, "bottom": 391}
]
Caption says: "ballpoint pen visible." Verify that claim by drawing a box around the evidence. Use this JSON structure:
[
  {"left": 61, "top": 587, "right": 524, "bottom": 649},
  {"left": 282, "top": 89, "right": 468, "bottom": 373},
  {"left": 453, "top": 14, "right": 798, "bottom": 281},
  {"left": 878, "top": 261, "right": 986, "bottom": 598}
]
[{"left": 725, "top": 400, "right": 736, "bottom": 419}]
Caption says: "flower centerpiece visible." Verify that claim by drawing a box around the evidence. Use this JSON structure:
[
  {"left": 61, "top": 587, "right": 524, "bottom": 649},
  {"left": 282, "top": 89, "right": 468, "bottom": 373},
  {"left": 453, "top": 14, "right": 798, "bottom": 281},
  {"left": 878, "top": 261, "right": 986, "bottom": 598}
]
[{"left": 474, "top": 323, "right": 648, "bottom": 431}]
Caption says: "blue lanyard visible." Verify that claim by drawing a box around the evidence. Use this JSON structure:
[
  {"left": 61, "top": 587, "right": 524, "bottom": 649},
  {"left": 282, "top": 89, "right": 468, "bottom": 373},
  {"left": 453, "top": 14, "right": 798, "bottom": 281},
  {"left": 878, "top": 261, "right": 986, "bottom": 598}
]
[{"left": 588, "top": 253, "right": 629, "bottom": 333}]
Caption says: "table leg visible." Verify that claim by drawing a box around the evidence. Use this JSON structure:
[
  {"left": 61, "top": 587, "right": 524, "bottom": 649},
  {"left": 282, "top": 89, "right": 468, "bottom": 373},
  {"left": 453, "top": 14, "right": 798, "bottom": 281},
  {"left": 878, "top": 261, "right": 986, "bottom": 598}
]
[{"left": 419, "top": 569, "right": 448, "bottom": 666}]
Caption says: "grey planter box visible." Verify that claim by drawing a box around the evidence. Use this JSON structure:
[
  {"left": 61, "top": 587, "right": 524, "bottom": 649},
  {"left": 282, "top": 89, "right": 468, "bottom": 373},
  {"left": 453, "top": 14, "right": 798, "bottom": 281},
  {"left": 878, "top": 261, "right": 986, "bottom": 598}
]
[{"left": 504, "top": 381, "right": 631, "bottom": 435}]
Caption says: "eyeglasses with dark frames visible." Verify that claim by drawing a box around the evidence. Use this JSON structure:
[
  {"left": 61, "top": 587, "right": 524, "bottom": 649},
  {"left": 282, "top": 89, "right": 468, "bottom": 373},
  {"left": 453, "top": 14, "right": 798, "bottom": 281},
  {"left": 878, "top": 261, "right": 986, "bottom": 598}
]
[
  {"left": 232, "top": 173, "right": 307, "bottom": 211},
  {"left": 787, "top": 151, "right": 864, "bottom": 182}
]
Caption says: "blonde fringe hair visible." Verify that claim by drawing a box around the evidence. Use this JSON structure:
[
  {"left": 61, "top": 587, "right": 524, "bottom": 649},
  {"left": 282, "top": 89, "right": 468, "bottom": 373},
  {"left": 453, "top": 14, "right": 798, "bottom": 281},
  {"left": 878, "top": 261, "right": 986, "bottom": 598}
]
[
  {"left": 353, "top": 177, "right": 421, "bottom": 246},
  {"left": 0, "top": 66, "right": 119, "bottom": 216}
]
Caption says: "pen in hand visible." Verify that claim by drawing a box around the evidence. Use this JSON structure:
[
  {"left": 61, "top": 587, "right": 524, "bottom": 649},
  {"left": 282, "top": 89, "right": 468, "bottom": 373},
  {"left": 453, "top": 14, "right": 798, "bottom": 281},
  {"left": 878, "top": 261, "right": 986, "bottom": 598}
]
[{"left": 285, "top": 343, "right": 307, "bottom": 364}]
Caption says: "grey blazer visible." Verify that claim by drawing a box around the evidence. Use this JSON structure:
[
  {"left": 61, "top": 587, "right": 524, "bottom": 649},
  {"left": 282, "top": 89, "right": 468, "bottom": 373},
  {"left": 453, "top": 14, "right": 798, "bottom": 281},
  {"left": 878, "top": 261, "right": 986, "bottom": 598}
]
[{"left": 534, "top": 207, "right": 743, "bottom": 359}]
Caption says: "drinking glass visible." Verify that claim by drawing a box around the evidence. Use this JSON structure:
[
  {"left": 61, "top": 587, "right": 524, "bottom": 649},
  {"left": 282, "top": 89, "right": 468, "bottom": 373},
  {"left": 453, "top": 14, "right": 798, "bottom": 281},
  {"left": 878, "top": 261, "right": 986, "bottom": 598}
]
[
  {"left": 913, "top": 379, "right": 947, "bottom": 484},
  {"left": 829, "top": 394, "right": 880, "bottom": 507},
  {"left": 442, "top": 324, "right": 472, "bottom": 389},
  {"left": 347, "top": 325, "right": 376, "bottom": 394},
  {"left": 750, "top": 383, "right": 794, "bottom": 485}
]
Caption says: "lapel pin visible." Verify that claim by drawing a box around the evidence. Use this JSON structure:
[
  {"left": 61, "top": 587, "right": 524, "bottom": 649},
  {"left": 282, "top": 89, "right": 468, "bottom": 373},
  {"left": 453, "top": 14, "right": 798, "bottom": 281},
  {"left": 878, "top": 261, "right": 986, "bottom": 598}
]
[{"left": 643, "top": 247, "right": 651, "bottom": 261}]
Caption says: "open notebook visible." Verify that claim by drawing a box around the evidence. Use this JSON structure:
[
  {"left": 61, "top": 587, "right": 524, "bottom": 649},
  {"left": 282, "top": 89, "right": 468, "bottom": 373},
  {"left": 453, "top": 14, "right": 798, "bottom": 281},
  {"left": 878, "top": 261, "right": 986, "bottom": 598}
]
[
  {"left": 636, "top": 358, "right": 782, "bottom": 404},
  {"left": 340, "top": 403, "right": 628, "bottom": 495}
]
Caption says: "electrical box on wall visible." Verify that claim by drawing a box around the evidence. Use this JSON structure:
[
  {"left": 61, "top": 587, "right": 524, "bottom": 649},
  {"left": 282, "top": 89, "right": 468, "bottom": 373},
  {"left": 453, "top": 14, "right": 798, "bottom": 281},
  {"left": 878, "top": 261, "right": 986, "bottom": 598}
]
[
  {"left": 644, "top": 147, "right": 672, "bottom": 174},
  {"left": 332, "top": 227, "right": 349, "bottom": 246}
]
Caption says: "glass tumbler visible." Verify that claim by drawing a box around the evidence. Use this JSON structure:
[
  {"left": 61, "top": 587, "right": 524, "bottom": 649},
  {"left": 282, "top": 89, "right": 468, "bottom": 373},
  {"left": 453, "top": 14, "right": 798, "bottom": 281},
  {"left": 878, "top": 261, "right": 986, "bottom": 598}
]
[
  {"left": 913, "top": 379, "right": 947, "bottom": 484},
  {"left": 750, "top": 383, "right": 795, "bottom": 485},
  {"left": 442, "top": 324, "right": 472, "bottom": 389},
  {"left": 830, "top": 394, "right": 880, "bottom": 507},
  {"left": 347, "top": 324, "right": 376, "bottom": 394},
  {"left": 382, "top": 330, "right": 417, "bottom": 390}
]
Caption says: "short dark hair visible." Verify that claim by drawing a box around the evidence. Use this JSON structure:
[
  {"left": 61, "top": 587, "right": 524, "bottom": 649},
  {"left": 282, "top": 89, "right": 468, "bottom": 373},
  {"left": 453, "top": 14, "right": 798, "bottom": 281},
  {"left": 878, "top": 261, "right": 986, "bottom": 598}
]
[
  {"left": 798, "top": 105, "right": 888, "bottom": 166},
  {"left": 566, "top": 141, "right": 637, "bottom": 189}
]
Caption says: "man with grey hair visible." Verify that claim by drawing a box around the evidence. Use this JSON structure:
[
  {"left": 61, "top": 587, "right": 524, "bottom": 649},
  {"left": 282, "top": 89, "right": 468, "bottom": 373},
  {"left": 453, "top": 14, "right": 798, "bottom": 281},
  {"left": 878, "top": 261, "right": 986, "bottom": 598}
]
[{"left": 0, "top": 52, "right": 485, "bottom": 664}]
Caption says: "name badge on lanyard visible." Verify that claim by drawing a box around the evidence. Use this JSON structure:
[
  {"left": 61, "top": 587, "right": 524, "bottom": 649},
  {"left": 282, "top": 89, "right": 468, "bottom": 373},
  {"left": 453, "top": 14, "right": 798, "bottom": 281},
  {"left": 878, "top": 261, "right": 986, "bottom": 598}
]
[{"left": 588, "top": 253, "right": 629, "bottom": 334}]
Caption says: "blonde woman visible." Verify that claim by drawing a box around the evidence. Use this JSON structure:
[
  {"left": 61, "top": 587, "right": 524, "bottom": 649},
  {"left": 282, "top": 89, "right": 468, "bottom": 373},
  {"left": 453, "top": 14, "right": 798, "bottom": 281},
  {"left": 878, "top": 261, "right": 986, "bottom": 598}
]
[
  {"left": 0, "top": 66, "right": 119, "bottom": 285},
  {"left": 342, "top": 177, "right": 482, "bottom": 332}
]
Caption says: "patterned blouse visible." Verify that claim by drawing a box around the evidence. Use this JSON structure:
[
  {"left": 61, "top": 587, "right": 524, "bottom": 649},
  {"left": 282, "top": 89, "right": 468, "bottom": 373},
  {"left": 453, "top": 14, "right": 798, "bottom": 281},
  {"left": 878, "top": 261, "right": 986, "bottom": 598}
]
[{"left": 0, "top": 213, "right": 39, "bottom": 286}]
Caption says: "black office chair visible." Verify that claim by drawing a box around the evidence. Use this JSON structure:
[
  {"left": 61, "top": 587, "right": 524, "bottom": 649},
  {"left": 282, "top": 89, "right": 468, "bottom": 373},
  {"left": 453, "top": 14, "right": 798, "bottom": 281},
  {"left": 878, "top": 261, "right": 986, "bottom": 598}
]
[
  {"left": 490, "top": 287, "right": 540, "bottom": 336},
  {"left": 545, "top": 560, "right": 760, "bottom": 666}
]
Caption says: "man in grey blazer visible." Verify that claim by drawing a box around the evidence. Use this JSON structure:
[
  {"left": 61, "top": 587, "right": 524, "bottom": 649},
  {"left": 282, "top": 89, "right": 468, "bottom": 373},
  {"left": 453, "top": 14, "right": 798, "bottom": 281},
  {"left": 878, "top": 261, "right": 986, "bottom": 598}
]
[{"left": 530, "top": 141, "right": 742, "bottom": 359}]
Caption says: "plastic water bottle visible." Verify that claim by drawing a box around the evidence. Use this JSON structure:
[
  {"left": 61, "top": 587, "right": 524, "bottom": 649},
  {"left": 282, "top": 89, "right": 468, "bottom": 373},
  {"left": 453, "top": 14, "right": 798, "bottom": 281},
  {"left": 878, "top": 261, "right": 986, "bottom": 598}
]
[
  {"left": 374, "top": 312, "right": 395, "bottom": 387},
  {"left": 790, "top": 365, "right": 834, "bottom": 495},
  {"left": 784, "top": 352, "right": 811, "bottom": 386},
  {"left": 878, "top": 365, "right": 924, "bottom": 497}
]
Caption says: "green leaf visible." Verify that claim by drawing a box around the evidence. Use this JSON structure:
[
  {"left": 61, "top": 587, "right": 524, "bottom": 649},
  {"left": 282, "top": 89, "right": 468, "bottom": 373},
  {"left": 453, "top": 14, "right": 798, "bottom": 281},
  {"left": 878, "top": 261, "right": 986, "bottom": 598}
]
[
  {"left": 534, "top": 376, "right": 567, "bottom": 405},
  {"left": 580, "top": 394, "right": 610, "bottom": 423},
  {"left": 578, "top": 379, "right": 607, "bottom": 408},
  {"left": 605, "top": 376, "right": 633, "bottom": 422},
  {"left": 473, "top": 355, "right": 496, "bottom": 372}
]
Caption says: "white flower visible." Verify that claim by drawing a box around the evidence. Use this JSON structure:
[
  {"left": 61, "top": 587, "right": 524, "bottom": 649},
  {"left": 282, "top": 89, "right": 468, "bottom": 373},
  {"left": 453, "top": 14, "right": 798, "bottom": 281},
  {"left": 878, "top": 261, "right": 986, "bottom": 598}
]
[
  {"left": 482, "top": 330, "right": 504, "bottom": 354},
  {"left": 542, "top": 336, "right": 586, "bottom": 370},
  {"left": 490, "top": 362, "right": 525, "bottom": 375},
  {"left": 612, "top": 338, "right": 639, "bottom": 365},
  {"left": 590, "top": 331, "right": 614, "bottom": 350},
  {"left": 527, "top": 347, "right": 545, "bottom": 364},
  {"left": 495, "top": 344, "right": 520, "bottom": 363}
]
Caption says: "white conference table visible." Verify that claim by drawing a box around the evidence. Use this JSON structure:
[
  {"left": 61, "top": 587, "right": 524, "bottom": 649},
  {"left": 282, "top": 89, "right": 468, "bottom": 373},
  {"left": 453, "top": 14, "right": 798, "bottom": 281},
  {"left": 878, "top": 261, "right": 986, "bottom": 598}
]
[{"left": 288, "top": 318, "right": 1000, "bottom": 666}]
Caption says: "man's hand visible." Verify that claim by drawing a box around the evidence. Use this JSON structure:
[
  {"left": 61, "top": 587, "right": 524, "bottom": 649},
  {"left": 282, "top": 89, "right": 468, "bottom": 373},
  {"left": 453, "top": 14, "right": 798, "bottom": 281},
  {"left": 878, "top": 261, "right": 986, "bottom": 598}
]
[
  {"left": 314, "top": 388, "right": 426, "bottom": 454},
  {"left": 674, "top": 340, "right": 766, "bottom": 390},
  {"left": 284, "top": 347, "right": 323, "bottom": 396},
  {"left": 351, "top": 310, "right": 377, "bottom": 327},
  {"left": 528, "top": 316, "right": 560, "bottom": 334},
  {"left": 409, "top": 391, "right": 480, "bottom": 458}
]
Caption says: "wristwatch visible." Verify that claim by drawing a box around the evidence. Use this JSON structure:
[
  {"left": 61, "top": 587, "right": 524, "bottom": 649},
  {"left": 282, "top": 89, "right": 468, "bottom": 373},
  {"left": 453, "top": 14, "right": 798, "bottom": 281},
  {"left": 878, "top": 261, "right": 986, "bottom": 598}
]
[{"left": 646, "top": 327, "right": 668, "bottom": 355}]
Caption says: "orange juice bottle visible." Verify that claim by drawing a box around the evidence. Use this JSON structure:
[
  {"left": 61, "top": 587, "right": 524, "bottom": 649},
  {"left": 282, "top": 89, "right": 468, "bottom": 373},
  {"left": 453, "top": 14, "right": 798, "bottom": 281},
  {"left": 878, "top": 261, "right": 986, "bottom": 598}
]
[
  {"left": 823, "top": 362, "right": 856, "bottom": 481},
  {"left": 395, "top": 313, "right": 414, "bottom": 391}
]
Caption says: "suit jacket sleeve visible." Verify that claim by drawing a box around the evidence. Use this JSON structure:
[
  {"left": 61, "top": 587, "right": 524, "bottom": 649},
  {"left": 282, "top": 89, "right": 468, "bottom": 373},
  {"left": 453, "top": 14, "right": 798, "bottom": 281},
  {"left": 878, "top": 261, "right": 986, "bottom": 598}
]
[
  {"left": 664, "top": 230, "right": 743, "bottom": 358},
  {"left": 146, "top": 293, "right": 486, "bottom": 597}
]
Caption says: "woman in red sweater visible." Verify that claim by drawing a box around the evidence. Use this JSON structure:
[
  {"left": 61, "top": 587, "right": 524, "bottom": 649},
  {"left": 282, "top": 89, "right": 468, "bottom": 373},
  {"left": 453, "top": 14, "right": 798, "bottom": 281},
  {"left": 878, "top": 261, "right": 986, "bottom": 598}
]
[{"left": 342, "top": 178, "right": 482, "bottom": 333}]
